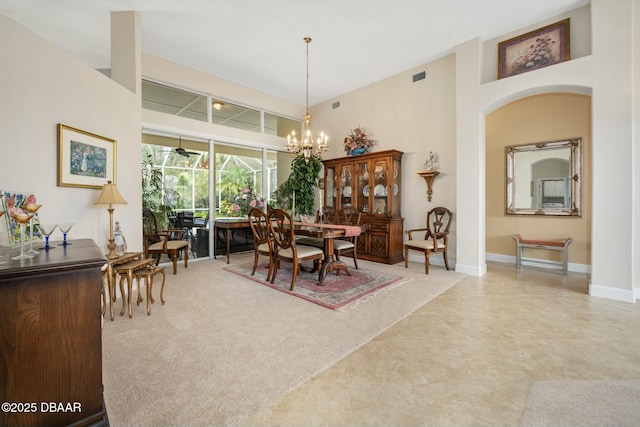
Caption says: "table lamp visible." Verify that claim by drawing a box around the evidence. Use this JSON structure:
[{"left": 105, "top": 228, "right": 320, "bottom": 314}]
[{"left": 95, "top": 180, "right": 127, "bottom": 259}]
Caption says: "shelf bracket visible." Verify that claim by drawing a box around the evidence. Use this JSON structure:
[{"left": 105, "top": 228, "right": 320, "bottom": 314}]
[{"left": 417, "top": 170, "right": 440, "bottom": 202}]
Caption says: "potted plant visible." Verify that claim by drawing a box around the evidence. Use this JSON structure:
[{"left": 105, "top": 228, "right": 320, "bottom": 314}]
[
  {"left": 141, "top": 154, "right": 179, "bottom": 229},
  {"left": 228, "top": 181, "right": 266, "bottom": 217},
  {"left": 274, "top": 153, "right": 322, "bottom": 216}
]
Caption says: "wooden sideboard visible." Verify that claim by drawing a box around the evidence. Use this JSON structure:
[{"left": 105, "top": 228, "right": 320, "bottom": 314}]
[
  {"left": 323, "top": 149, "right": 404, "bottom": 264},
  {"left": 0, "top": 239, "right": 109, "bottom": 427}
]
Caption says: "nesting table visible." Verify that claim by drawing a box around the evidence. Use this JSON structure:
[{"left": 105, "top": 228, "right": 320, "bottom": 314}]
[{"left": 103, "top": 252, "right": 154, "bottom": 319}]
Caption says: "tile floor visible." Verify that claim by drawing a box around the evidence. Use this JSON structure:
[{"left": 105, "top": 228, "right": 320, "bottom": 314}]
[{"left": 243, "top": 261, "right": 640, "bottom": 426}]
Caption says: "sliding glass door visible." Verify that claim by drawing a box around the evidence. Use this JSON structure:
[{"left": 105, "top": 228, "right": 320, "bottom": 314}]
[{"left": 142, "top": 133, "right": 287, "bottom": 259}]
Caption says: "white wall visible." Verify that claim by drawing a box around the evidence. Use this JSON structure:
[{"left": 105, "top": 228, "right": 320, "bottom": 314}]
[
  {"left": 589, "top": 0, "right": 635, "bottom": 301},
  {"left": 311, "top": 55, "right": 458, "bottom": 264},
  {"left": 456, "top": 0, "right": 638, "bottom": 301},
  {"left": 634, "top": 0, "right": 640, "bottom": 300},
  {"left": 0, "top": 13, "right": 142, "bottom": 253}
]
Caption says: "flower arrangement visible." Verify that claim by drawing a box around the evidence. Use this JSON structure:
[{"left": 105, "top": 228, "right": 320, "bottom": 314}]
[
  {"left": 343, "top": 127, "right": 374, "bottom": 154},
  {"left": 232, "top": 186, "right": 265, "bottom": 216},
  {"left": 510, "top": 36, "right": 557, "bottom": 75}
]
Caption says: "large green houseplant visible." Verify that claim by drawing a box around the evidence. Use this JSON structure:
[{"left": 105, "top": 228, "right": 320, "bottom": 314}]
[
  {"left": 141, "top": 154, "right": 179, "bottom": 229},
  {"left": 274, "top": 154, "right": 322, "bottom": 216}
]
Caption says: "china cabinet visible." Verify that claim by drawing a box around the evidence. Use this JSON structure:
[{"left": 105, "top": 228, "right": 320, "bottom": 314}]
[{"left": 323, "top": 149, "right": 404, "bottom": 264}]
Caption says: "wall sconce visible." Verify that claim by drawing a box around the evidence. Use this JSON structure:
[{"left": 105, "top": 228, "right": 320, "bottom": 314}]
[
  {"left": 94, "top": 180, "right": 127, "bottom": 259},
  {"left": 417, "top": 170, "right": 440, "bottom": 202}
]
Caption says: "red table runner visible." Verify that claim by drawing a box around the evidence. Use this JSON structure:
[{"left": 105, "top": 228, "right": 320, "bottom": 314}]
[{"left": 293, "top": 222, "right": 361, "bottom": 237}]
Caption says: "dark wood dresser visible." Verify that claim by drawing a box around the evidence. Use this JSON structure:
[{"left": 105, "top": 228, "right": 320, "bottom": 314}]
[{"left": 0, "top": 239, "right": 109, "bottom": 427}]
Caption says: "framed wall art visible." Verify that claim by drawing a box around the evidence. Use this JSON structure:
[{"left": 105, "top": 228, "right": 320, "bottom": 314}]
[
  {"left": 57, "top": 123, "right": 116, "bottom": 189},
  {"left": 498, "top": 18, "right": 570, "bottom": 79}
]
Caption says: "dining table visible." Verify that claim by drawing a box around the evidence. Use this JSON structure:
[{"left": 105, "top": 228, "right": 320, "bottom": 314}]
[
  {"left": 290, "top": 221, "right": 362, "bottom": 284},
  {"left": 213, "top": 218, "right": 252, "bottom": 263}
]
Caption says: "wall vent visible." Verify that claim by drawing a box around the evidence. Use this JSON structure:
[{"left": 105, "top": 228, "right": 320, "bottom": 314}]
[
  {"left": 332, "top": 101, "right": 341, "bottom": 109},
  {"left": 413, "top": 71, "right": 426, "bottom": 82}
]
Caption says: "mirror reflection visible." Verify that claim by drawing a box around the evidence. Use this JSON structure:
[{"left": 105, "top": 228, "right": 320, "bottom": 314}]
[{"left": 506, "top": 138, "right": 582, "bottom": 216}]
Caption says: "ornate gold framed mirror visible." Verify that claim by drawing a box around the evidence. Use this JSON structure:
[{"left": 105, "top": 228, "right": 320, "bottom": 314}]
[{"left": 505, "top": 138, "right": 582, "bottom": 216}]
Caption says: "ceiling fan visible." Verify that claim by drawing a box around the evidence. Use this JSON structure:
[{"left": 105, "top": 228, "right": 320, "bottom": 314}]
[{"left": 173, "top": 136, "right": 199, "bottom": 157}]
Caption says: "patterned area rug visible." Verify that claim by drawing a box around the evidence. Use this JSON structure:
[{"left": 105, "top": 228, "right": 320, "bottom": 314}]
[{"left": 224, "top": 262, "right": 409, "bottom": 310}]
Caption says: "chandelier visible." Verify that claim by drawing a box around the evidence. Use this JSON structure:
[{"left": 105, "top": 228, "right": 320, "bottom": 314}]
[{"left": 287, "top": 37, "right": 328, "bottom": 162}]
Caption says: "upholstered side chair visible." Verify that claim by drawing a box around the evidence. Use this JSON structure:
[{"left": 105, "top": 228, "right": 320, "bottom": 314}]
[
  {"left": 142, "top": 208, "right": 189, "bottom": 275},
  {"left": 403, "top": 206, "right": 453, "bottom": 274}
]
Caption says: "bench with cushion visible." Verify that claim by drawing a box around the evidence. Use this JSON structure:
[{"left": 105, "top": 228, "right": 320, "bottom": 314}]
[{"left": 512, "top": 234, "right": 573, "bottom": 275}]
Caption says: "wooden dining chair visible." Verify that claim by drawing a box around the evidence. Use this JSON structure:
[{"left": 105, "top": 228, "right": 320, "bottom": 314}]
[
  {"left": 268, "top": 208, "right": 324, "bottom": 291},
  {"left": 315, "top": 205, "right": 336, "bottom": 223},
  {"left": 247, "top": 207, "right": 275, "bottom": 282},
  {"left": 333, "top": 207, "right": 362, "bottom": 269},
  {"left": 142, "top": 208, "right": 189, "bottom": 275},
  {"left": 403, "top": 206, "right": 453, "bottom": 274}
]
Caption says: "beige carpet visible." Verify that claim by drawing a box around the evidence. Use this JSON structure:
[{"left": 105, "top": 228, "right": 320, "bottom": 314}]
[
  {"left": 102, "top": 254, "right": 466, "bottom": 426},
  {"left": 520, "top": 380, "right": 640, "bottom": 427}
]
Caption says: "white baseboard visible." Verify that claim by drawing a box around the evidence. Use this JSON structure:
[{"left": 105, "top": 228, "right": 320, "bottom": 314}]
[
  {"left": 485, "top": 252, "right": 591, "bottom": 274},
  {"left": 408, "top": 252, "right": 591, "bottom": 276},
  {"left": 455, "top": 263, "right": 487, "bottom": 276},
  {"left": 589, "top": 283, "right": 636, "bottom": 303}
]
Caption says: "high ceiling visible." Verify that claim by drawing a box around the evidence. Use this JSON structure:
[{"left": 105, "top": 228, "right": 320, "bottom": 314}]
[{"left": 0, "top": 0, "right": 589, "bottom": 106}]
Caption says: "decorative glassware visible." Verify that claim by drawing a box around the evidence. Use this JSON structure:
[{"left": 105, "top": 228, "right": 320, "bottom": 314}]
[
  {"left": 39, "top": 224, "right": 58, "bottom": 250},
  {"left": 57, "top": 223, "right": 74, "bottom": 246},
  {"left": 10, "top": 212, "right": 35, "bottom": 260},
  {"left": 24, "top": 203, "right": 42, "bottom": 256}
]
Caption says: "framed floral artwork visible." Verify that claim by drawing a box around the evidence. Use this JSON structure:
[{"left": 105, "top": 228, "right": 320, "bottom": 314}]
[
  {"left": 498, "top": 19, "right": 570, "bottom": 79},
  {"left": 57, "top": 123, "right": 116, "bottom": 189}
]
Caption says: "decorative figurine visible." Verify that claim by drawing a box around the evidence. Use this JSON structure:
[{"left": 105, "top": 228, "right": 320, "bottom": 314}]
[
  {"left": 424, "top": 151, "right": 436, "bottom": 171},
  {"left": 114, "top": 221, "right": 127, "bottom": 256}
]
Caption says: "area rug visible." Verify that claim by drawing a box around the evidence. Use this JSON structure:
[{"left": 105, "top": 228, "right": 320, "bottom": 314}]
[
  {"left": 519, "top": 380, "right": 640, "bottom": 427},
  {"left": 224, "top": 262, "right": 408, "bottom": 310}
]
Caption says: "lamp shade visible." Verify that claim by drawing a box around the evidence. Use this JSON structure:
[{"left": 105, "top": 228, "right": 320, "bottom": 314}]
[{"left": 95, "top": 181, "right": 127, "bottom": 205}]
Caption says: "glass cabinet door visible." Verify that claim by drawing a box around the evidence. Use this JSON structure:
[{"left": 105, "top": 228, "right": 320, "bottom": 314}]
[
  {"left": 391, "top": 158, "right": 400, "bottom": 216},
  {"left": 338, "top": 164, "right": 353, "bottom": 209},
  {"left": 356, "top": 160, "right": 370, "bottom": 213},
  {"left": 325, "top": 166, "right": 336, "bottom": 208},
  {"left": 372, "top": 158, "right": 390, "bottom": 215}
]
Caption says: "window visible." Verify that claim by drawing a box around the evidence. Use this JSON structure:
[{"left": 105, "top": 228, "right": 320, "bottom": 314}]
[
  {"left": 142, "top": 136, "right": 281, "bottom": 220},
  {"left": 142, "top": 136, "right": 209, "bottom": 218},
  {"left": 142, "top": 80, "right": 207, "bottom": 122},
  {"left": 211, "top": 100, "right": 261, "bottom": 132},
  {"left": 142, "top": 79, "right": 301, "bottom": 135},
  {"left": 264, "top": 113, "right": 300, "bottom": 137},
  {"left": 214, "top": 144, "right": 278, "bottom": 217}
]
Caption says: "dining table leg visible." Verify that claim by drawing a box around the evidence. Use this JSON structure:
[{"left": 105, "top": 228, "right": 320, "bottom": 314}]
[{"left": 319, "top": 238, "right": 352, "bottom": 284}]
